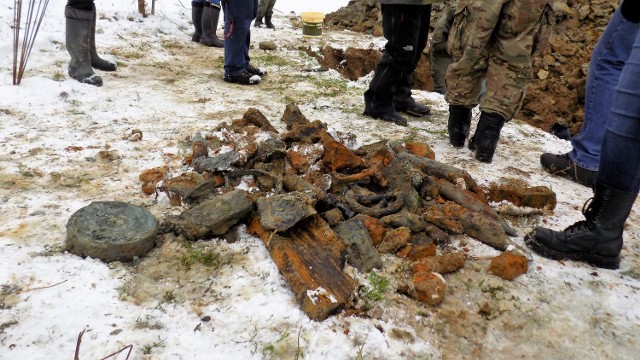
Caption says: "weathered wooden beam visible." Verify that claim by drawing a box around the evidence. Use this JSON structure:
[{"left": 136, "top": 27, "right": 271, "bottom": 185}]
[{"left": 247, "top": 215, "right": 355, "bottom": 321}]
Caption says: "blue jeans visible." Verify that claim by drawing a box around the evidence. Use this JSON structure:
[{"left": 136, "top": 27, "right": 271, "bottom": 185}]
[
  {"left": 569, "top": 8, "right": 640, "bottom": 171},
  {"left": 223, "top": 0, "right": 257, "bottom": 77},
  {"left": 598, "top": 29, "right": 640, "bottom": 194}
]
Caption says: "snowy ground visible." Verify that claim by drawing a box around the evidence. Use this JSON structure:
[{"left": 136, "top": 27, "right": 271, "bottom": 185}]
[{"left": 1, "top": 1, "right": 639, "bottom": 359}]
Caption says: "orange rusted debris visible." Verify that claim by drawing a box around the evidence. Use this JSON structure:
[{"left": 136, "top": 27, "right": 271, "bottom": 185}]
[
  {"left": 405, "top": 142, "right": 435, "bottom": 160},
  {"left": 488, "top": 182, "right": 557, "bottom": 210},
  {"left": 321, "top": 133, "right": 364, "bottom": 172},
  {"left": 242, "top": 108, "right": 279, "bottom": 133},
  {"left": 359, "top": 214, "right": 387, "bottom": 247},
  {"left": 377, "top": 227, "right": 411, "bottom": 254},
  {"left": 333, "top": 168, "right": 375, "bottom": 183},
  {"left": 286, "top": 149, "right": 311, "bottom": 174},
  {"left": 138, "top": 166, "right": 169, "bottom": 195},
  {"left": 488, "top": 251, "right": 528, "bottom": 280},
  {"left": 403, "top": 239, "right": 437, "bottom": 261},
  {"left": 247, "top": 215, "right": 355, "bottom": 321},
  {"left": 412, "top": 271, "right": 447, "bottom": 306},
  {"left": 412, "top": 253, "right": 466, "bottom": 274}
]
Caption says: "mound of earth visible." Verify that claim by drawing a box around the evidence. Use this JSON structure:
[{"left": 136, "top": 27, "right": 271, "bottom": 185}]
[{"left": 325, "top": 0, "right": 617, "bottom": 136}]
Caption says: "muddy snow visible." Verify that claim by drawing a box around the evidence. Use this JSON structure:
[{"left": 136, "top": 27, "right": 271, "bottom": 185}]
[{"left": 1, "top": 1, "right": 639, "bottom": 359}]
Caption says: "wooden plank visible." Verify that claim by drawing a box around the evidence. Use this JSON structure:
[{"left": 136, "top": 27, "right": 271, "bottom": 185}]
[{"left": 248, "top": 215, "right": 355, "bottom": 321}]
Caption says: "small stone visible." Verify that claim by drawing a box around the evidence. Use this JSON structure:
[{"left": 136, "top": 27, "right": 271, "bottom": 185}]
[
  {"left": 537, "top": 69, "right": 549, "bottom": 80},
  {"left": 259, "top": 41, "right": 277, "bottom": 51}
]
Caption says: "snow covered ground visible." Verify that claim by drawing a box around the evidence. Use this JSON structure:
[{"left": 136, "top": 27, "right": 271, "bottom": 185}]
[{"left": 1, "top": 1, "right": 639, "bottom": 359}]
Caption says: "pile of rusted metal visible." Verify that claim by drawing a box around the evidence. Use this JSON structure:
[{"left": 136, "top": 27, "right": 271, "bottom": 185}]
[{"left": 140, "top": 105, "right": 533, "bottom": 320}]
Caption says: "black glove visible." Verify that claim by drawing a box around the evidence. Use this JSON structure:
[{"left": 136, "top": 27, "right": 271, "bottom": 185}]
[{"left": 621, "top": 0, "right": 640, "bottom": 23}]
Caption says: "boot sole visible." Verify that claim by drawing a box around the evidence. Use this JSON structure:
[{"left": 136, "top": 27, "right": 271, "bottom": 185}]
[{"left": 524, "top": 233, "right": 620, "bottom": 269}]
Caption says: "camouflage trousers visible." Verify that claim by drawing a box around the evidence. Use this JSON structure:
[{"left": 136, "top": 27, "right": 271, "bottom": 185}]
[{"left": 445, "top": 0, "right": 554, "bottom": 120}]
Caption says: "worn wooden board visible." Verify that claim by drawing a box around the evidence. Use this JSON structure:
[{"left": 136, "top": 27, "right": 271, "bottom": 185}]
[{"left": 248, "top": 214, "right": 355, "bottom": 321}]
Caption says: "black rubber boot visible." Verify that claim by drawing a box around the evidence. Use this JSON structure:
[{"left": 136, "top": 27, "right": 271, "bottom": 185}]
[
  {"left": 191, "top": 2, "right": 204, "bottom": 42},
  {"left": 254, "top": 17, "right": 263, "bottom": 27},
  {"left": 447, "top": 105, "right": 472, "bottom": 148},
  {"left": 265, "top": 15, "right": 275, "bottom": 29},
  {"left": 468, "top": 111, "right": 505, "bottom": 163},
  {"left": 65, "top": 6, "right": 102, "bottom": 86},
  {"left": 525, "top": 181, "right": 637, "bottom": 269},
  {"left": 89, "top": 5, "right": 116, "bottom": 72},
  {"left": 200, "top": 3, "right": 224, "bottom": 48}
]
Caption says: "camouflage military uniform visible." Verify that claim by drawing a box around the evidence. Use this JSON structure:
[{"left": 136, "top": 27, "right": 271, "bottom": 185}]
[
  {"left": 445, "top": 0, "right": 554, "bottom": 121},
  {"left": 430, "top": 7, "right": 455, "bottom": 94}
]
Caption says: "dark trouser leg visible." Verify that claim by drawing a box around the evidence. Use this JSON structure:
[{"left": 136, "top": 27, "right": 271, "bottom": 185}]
[
  {"left": 224, "top": 0, "right": 255, "bottom": 76},
  {"left": 364, "top": 4, "right": 424, "bottom": 118},
  {"left": 393, "top": 5, "right": 431, "bottom": 109}
]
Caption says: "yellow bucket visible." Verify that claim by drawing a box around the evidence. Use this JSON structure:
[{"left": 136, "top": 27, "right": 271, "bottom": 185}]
[{"left": 301, "top": 12, "right": 325, "bottom": 37}]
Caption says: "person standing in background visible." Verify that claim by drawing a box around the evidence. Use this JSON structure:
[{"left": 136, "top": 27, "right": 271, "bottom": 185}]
[
  {"left": 539, "top": 2, "right": 640, "bottom": 186},
  {"left": 526, "top": 5, "right": 640, "bottom": 269},
  {"left": 445, "top": 0, "right": 555, "bottom": 163},
  {"left": 363, "top": 0, "right": 444, "bottom": 127},
  {"left": 254, "top": 0, "right": 277, "bottom": 29},
  {"left": 222, "top": 0, "right": 266, "bottom": 85},
  {"left": 190, "top": 0, "right": 224, "bottom": 47},
  {"left": 65, "top": 0, "right": 117, "bottom": 86}
]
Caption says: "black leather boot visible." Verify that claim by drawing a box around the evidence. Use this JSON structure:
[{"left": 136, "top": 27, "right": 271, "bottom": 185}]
[
  {"left": 191, "top": 2, "right": 204, "bottom": 42},
  {"left": 265, "top": 15, "right": 275, "bottom": 29},
  {"left": 447, "top": 105, "right": 472, "bottom": 148},
  {"left": 525, "top": 181, "right": 637, "bottom": 269},
  {"left": 254, "top": 17, "right": 263, "bottom": 27},
  {"left": 468, "top": 111, "right": 505, "bottom": 163},
  {"left": 65, "top": 6, "right": 102, "bottom": 86},
  {"left": 200, "top": 3, "right": 224, "bottom": 48},
  {"left": 89, "top": 6, "right": 116, "bottom": 71}
]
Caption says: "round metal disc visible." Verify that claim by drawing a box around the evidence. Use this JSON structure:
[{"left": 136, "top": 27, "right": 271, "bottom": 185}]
[{"left": 66, "top": 201, "right": 158, "bottom": 262}]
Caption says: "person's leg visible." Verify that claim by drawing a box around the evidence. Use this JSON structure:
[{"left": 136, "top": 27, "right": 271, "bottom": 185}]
[
  {"left": 224, "top": 0, "right": 260, "bottom": 84},
  {"left": 254, "top": 0, "right": 266, "bottom": 27},
  {"left": 525, "top": 31, "right": 640, "bottom": 269},
  {"left": 469, "top": 0, "right": 551, "bottom": 163},
  {"left": 445, "top": 0, "right": 499, "bottom": 110},
  {"left": 570, "top": 8, "right": 640, "bottom": 171},
  {"left": 200, "top": 1, "right": 224, "bottom": 47},
  {"left": 598, "top": 32, "right": 640, "bottom": 193},
  {"left": 264, "top": 0, "right": 276, "bottom": 29},
  {"left": 364, "top": 4, "right": 422, "bottom": 126},
  {"left": 541, "top": 8, "right": 640, "bottom": 186},
  {"left": 393, "top": 4, "right": 432, "bottom": 117},
  {"left": 191, "top": 0, "right": 205, "bottom": 42},
  {"left": 65, "top": 0, "right": 102, "bottom": 86}
]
